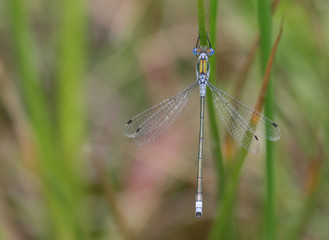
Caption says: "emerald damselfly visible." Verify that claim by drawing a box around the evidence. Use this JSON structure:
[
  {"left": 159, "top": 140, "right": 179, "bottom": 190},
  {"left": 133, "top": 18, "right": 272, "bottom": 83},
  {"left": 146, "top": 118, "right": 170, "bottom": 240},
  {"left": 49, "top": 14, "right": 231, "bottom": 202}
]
[{"left": 124, "top": 36, "right": 281, "bottom": 218}]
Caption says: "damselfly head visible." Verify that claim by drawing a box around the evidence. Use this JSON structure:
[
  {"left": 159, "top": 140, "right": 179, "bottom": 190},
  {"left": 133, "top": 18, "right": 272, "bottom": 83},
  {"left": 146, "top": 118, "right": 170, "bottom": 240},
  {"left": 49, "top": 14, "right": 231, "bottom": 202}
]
[
  {"left": 194, "top": 34, "right": 215, "bottom": 57},
  {"left": 193, "top": 47, "right": 215, "bottom": 57}
]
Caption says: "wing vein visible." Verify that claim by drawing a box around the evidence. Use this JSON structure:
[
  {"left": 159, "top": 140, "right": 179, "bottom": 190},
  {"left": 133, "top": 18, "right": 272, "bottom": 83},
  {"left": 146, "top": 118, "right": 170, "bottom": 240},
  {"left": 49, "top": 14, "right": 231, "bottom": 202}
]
[{"left": 124, "top": 81, "right": 198, "bottom": 145}]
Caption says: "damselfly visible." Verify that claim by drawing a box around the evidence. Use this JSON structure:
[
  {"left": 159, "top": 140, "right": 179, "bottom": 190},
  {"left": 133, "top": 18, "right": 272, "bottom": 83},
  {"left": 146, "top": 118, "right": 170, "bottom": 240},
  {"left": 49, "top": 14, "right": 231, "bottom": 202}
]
[{"left": 124, "top": 36, "right": 281, "bottom": 218}]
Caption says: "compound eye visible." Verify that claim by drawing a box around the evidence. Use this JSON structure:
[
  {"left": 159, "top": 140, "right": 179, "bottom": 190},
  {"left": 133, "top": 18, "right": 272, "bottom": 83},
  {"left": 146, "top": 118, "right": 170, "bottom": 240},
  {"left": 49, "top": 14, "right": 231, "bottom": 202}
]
[
  {"left": 193, "top": 48, "right": 198, "bottom": 55},
  {"left": 210, "top": 48, "right": 215, "bottom": 56}
]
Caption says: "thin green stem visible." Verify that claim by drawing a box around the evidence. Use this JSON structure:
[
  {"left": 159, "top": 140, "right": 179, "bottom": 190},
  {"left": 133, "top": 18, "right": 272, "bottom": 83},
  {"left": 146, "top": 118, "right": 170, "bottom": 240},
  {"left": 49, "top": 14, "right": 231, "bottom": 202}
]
[
  {"left": 56, "top": 0, "right": 87, "bottom": 238},
  {"left": 197, "top": 0, "right": 225, "bottom": 238},
  {"left": 207, "top": 148, "right": 247, "bottom": 240},
  {"left": 58, "top": 0, "right": 86, "bottom": 162},
  {"left": 197, "top": 1, "right": 225, "bottom": 237},
  {"left": 6, "top": 0, "right": 76, "bottom": 238},
  {"left": 197, "top": 0, "right": 224, "bottom": 210},
  {"left": 258, "top": 0, "right": 275, "bottom": 239},
  {"left": 197, "top": 0, "right": 208, "bottom": 46},
  {"left": 7, "top": 0, "right": 55, "bottom": 154},
  {"left": 208, "top": 0, "right": 225, "bottom": 201},
  {"left": 7, "top": 0, "right": 87, "bottom": 239}
]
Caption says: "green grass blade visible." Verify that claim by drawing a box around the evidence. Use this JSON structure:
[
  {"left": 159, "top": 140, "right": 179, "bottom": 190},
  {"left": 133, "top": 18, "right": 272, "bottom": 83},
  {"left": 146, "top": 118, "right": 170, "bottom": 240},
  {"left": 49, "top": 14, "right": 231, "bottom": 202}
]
[
  {"left": 197, "top": 0, "right": 224, "bottom": 215},
  {"left": 57, "top": 0, "right": 86, "bottom": 162},
  {"left": 197, "top": 0, "right": 226, "bottom": 238},
  {"left": 56, "top": 0, "right": 87, "bottom": 238},
  {"left": 7, "top": 0, "right": 54, "bottom": 148},
  {"left": 7, "top": 0, "right": 70, "bottom": 238},
  {"left": 207, "top": 148, "right": 247, "bottom": 240},
  {"left": 197, "top": 0, "right": 208, "bottom": 46},
  {"left": 257, "top": 0, "right": 275, "bottom": 239},
  {"left": 208, "top": 0, "right": 225, "bottom": 202},
  {"left": 7, "top": 0, "right": 87, "bottom": 238}
]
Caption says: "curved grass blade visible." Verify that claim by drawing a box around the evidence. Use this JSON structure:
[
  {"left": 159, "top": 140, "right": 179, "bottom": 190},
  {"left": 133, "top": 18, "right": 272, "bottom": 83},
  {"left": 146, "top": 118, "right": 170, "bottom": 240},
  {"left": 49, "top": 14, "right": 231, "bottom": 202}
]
[{"left": 124, "top": 81, "right": 198, "bottom": 145}]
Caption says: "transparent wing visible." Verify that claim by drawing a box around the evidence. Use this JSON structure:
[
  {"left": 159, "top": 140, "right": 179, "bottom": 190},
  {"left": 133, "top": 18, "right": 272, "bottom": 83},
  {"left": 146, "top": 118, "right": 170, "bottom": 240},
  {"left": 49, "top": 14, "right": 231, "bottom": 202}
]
[
  {"left": 207, "top": 82, "right": 261, "bottom": 153},
  {"left": 208, "top": 82, "right": 280, "bottom": 142},
  {"left": 124, "top": 81, "right": 198, "bottom": 145}
]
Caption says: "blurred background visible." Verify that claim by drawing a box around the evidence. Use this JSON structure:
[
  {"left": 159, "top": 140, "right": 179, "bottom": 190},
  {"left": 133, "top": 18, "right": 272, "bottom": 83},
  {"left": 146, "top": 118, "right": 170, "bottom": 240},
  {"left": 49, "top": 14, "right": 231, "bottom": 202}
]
[{"left": 0, "top": 0, "right": 329, "bottom": 239}]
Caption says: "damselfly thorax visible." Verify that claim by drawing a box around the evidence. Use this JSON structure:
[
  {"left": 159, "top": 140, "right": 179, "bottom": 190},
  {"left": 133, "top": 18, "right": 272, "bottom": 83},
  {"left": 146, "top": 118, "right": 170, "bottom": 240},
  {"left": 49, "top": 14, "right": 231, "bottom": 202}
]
[{"left": 194, "top": 41, "right": 214, "bottom": 96}]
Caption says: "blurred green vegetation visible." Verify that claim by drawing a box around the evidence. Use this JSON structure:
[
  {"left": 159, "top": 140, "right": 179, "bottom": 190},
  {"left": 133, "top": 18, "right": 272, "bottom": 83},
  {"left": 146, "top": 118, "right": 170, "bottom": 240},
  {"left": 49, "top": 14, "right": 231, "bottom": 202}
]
[{"left": 0, "top": 0, "right": 329, "bottom": 239}]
